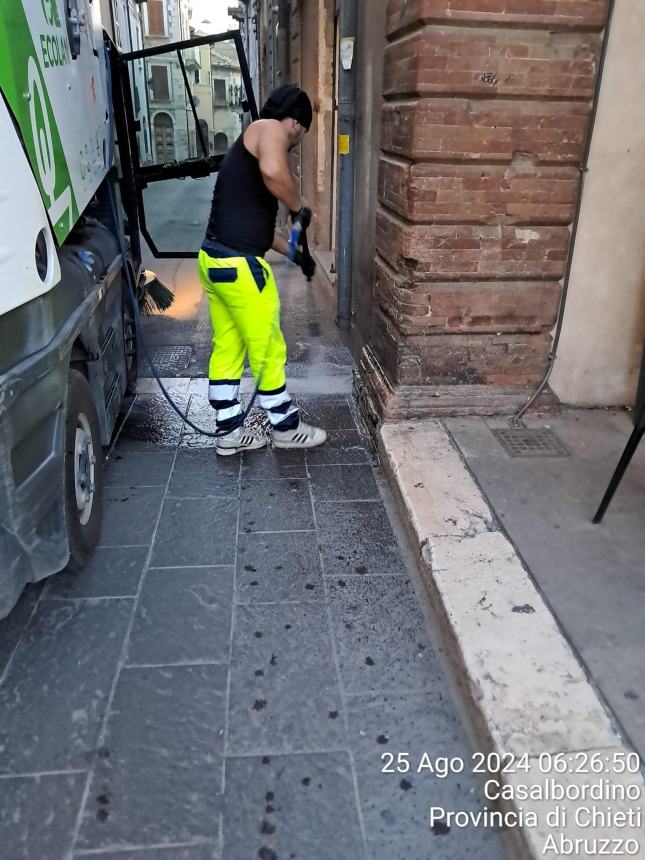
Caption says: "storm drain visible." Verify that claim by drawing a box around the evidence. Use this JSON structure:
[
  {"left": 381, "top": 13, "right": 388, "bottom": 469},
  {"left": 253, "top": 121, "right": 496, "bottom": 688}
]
[
  {"left": 491, "top": 427, "right": 569, "bottom": 458},
  {"left": 142, "top": 345, "right": 193, "bottom": 376}
]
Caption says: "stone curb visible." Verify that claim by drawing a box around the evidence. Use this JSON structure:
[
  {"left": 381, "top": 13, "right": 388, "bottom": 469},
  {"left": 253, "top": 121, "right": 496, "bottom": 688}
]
[{"left": 378, "top": 419, "right": 645, "bottom": 859}]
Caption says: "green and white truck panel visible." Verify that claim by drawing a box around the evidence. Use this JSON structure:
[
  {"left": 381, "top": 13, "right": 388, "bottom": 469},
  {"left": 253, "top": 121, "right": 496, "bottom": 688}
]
[
  {"left": 0, "top": 95, "right": 61, "bottom": 315},
  {"left": 0, "top": 0, "right": 110, "bottom": 249},
  {"left": 0, "top": 0, "right": 135, "bottom": 617}
]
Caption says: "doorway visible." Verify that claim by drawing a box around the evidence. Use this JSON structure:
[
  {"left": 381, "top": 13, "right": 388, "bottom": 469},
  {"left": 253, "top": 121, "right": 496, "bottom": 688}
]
[{"left": 153, "top": 112, "right": 175, "bottom": 162}]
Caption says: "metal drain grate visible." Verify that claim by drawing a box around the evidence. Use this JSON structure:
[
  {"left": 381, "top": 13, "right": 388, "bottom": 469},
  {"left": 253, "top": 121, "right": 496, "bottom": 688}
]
[
  {"left": 142, "top": 345, "right": 193, "bottom": 376},
  {"left": 491, "top": 427, "right": 569, "bottom": 458}
]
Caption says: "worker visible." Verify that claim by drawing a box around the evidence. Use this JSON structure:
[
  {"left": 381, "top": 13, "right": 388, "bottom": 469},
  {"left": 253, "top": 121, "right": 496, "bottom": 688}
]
[{"left": 198, "top": 84, "right": 327, "bottom": 456}]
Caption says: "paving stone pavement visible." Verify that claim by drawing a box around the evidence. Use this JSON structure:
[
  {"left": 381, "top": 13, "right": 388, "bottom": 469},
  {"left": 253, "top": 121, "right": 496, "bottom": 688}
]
[{"left": 0, "top": 392, "right": 506, "bottom": 860}]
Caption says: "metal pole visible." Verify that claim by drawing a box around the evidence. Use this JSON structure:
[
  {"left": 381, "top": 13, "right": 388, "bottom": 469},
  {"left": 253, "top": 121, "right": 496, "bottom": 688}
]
[{"left": 335, "top": 0, "right": 357, "bottom": 330}]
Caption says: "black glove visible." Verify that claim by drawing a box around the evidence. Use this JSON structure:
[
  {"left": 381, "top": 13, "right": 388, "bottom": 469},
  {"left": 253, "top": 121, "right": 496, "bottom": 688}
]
[
  {"left": 293, "top": 249, "right": 316, "bottom": 280},
  {"left": 289, "top": 205, "right": 312, "bottom": 231}
]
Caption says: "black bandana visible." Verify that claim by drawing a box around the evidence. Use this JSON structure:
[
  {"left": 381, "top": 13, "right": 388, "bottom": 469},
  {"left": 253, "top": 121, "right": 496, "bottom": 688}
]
[{"left": 260, "top": 85, "right": 313, "bottom": 131}]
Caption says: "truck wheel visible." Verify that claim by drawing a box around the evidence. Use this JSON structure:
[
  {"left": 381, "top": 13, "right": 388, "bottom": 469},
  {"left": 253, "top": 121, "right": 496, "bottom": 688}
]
[
  {"left": 123, "top": 286, "right": 138, "bottom": 393},
  {"left": 64, "top": 370, "right": 103, "bottom": 570}
]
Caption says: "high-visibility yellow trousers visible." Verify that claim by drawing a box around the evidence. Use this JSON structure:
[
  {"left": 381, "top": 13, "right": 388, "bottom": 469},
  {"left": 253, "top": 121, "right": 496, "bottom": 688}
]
[{"left": 198, "top": 246, "right": 299, "bottom": 431}]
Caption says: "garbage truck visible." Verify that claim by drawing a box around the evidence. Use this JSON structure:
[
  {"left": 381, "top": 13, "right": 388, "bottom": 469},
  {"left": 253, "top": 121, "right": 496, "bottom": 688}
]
[{"left": 0, "top": 0, "right": 257, "bottom": 617}]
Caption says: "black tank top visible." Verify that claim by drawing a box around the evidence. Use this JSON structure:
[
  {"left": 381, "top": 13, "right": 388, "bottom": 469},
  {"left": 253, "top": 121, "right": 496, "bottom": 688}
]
[{"left": 205, "top": 131, "right": 278, "bottom": 257}]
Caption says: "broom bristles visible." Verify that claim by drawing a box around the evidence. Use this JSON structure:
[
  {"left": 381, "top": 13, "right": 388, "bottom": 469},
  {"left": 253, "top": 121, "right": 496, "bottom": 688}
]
[{"left": 140, "top": 273, "right": 175, "bottom": 314}]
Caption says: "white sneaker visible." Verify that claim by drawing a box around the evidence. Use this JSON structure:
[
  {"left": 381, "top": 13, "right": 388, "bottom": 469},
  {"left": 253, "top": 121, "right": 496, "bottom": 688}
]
[
  {"left": 273, "top": 421, "right": 327, "bottom": 449},
  {"left": 216, "top": 426, "right": 267, "bottom": 456}
]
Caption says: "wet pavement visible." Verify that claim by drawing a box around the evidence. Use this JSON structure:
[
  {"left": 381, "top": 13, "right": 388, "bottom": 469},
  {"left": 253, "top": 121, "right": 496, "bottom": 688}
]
[
  {"left": 140, "top": 250, "right": 353, "bottom": 393},
  {"left": 0, "top": 257, "right": 505, "bottom": 859}
]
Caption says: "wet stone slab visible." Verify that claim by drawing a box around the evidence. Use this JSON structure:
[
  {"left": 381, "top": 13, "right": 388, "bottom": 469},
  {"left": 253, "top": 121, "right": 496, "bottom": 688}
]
[
  {"left": 223, "top": 752, "right": 365, "bottom": 860},
  {"left": 316, "top": 500, "right": 406, "bottom": 577},
  {"left": 0, "top": 583, "right": 42, "bottom": 680},
  {"left": 104, "top": 451, "right": 175, "bottom": 488},
  {"left": 74, "top": 845, "right": 220, "bottom": 860},
  {"left": 77, "top": 664, "right": 226, "bottom": 850},
  {"left": 239, "top": 479, "right": 314, "bottom": 533},
  {"left": 182, "top": 395, "right": 223, "bottom": 439},
  {"left": 0, "top": 599, "right": 132, "bottom": 773},
  {"left": 345, "top": 691, "right": 501, "bottom": 857},
  {"left": 227, "top": 603, "right": 344, "bottom": 755},
  {"left": 168, "top": 450, "right": 240, "bottom": 499},
  {"left": 0, "top": 772, "right": 86, "bottom": 859},
  {"left": 115, "top": 395, "right": 186, "bottom": 451},
  {"left": 45, "top": 547, "right": 148, "bottom": 600},
  {"left": 285, "top": 342, "right": 353, "bottom": 379},
  {"left": 241, "top": 449, "right": 307, "bottom": 481},
  {"left": 366, "top": 830, "right": 504, "bottom": 860},
  {"left": 128, "top": 567, "right": 234, "bottom": 666},
  {"left": 327, "top": 576, "right": 443, "bottom": 695},
  {"left": 100, "top": 487, "right": 166, "bottom": 548},
  {"left": 236, "top": 532, "right": 323, "bottom": 603},
  {"left": 151, "top": 497, "right": 238, "bottom": 567},
  {"left": 309, "top": 463, "right": 381, "bottom": 501},
  {"left": 305, "top": 429, "right": 371, "bottom": 466},
  {"left": 297, "top": 396, "right": 356, "bottom": 431}
]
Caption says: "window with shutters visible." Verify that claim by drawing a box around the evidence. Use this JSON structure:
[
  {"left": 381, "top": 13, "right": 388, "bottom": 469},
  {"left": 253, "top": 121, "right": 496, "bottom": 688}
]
[
  {"left": 213, "top": 78, "right": 227, "bottom": 106},
  {"left": 146, "top": 0, "right": 165, "bottom": 37},
  {"left": 149, "top": 65, "right": 170, "bottom": 101}
]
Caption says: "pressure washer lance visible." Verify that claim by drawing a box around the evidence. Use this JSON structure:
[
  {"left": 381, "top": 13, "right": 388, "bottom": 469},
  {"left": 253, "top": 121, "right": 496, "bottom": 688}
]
[{"left": 288, "top": 206, "right": 315, "bottom": 281}]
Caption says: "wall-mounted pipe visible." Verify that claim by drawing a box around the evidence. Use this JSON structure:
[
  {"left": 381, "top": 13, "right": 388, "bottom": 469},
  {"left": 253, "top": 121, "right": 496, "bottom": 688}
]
[{"left": 335, "top": 0, "right": 358, "bottom": 330}]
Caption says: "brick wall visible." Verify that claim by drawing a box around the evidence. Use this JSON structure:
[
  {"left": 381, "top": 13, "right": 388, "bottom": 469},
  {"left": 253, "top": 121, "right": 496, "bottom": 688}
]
[{"left": 360, "top": 0, "right": 609, "bottom": 417}]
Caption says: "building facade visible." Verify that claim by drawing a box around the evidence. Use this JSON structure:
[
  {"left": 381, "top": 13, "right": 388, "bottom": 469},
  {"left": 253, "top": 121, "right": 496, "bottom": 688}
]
[
  {"left": 191, "top": 38, "right": 244, "bottom": 156},
  {"left": 229, "top": 1, "right": 260, "bottom": 109},
  {"left": 140, "top": 0, "right": 193, "bottom": 163},
  {"left": 210, "top": 40, "right": 245, "bottom": 151},
  {"left": 232, "top": 0, "right": 645, "bottom": 422},
  {"left": 192, "top": 40, "right": 216, "bottom": 153}
]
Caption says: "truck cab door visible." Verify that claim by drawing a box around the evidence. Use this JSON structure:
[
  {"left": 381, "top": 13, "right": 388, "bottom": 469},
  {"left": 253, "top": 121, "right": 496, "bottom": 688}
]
[{"left": 113, "top": 32, "right": 258, "bottom": 258}]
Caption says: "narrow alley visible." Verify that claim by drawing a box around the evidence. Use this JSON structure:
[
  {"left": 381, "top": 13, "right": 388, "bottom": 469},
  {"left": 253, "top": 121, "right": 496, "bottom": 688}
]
[
  {"left": 2, "top": 0, "right": 644, "bottom": 857},
  {"left": 0, "top": 257, "right": 504, "bottom": 859}
]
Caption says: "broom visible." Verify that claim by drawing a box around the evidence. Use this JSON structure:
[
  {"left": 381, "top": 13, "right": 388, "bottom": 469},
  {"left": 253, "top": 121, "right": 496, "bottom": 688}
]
[{"left": 140, "top": 269, "right": 175, "bottom": 314}]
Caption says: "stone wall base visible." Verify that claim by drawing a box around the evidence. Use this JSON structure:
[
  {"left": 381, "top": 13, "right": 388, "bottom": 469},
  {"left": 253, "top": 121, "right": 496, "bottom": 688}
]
[{"left": 354, "top": 345, "right": 557, "bottom": 431}]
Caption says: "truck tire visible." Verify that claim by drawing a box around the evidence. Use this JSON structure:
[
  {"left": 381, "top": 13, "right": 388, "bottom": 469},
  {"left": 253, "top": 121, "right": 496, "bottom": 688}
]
[
  {"left": 123, "top": 285, "right": 138, "bottom": 394},
  {"left": 64, "top": 370, "right": 103, "bottom": 569}
]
